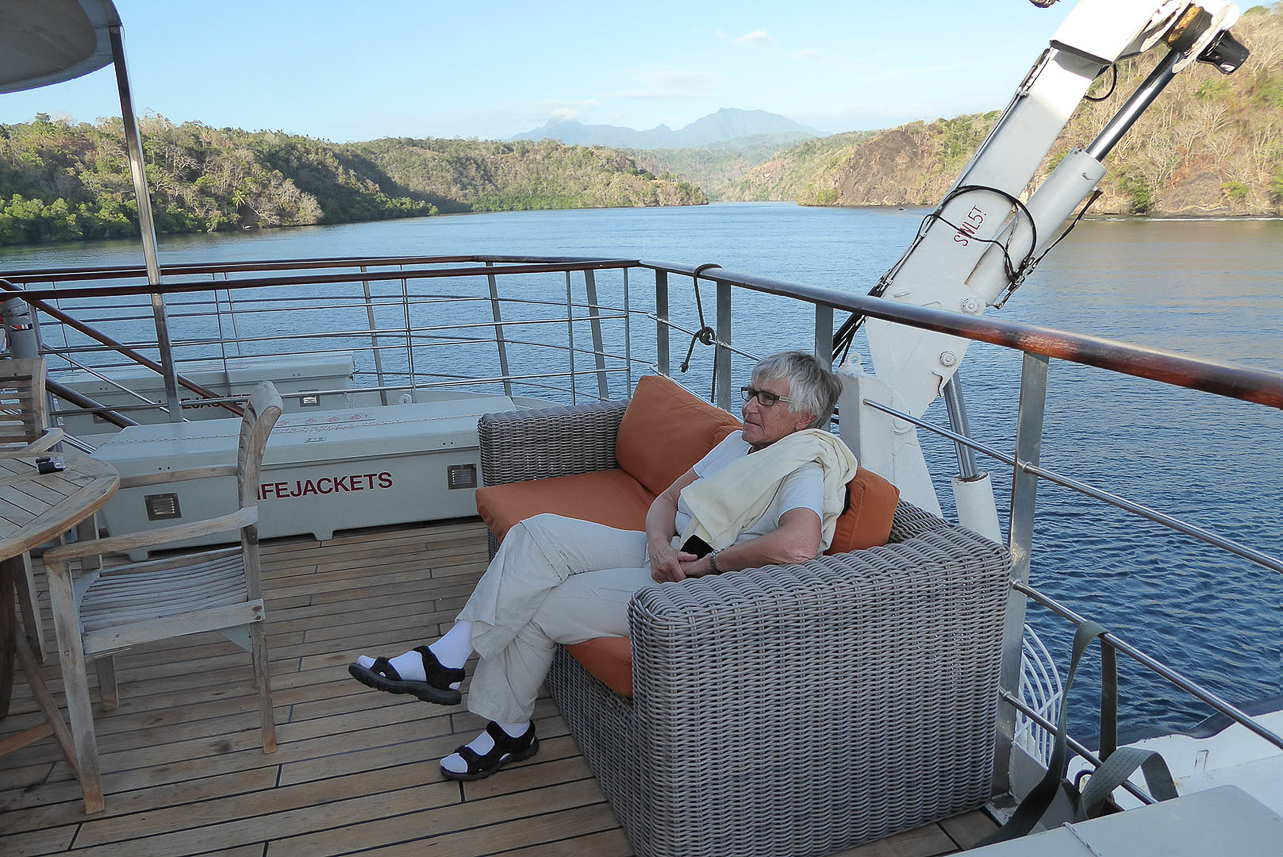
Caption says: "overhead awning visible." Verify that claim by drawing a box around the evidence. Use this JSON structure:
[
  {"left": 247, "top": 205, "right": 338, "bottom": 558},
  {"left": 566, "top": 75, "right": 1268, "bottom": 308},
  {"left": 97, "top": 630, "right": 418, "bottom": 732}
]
[{"left": 0, "top": 0, "right": 119, "bottom": 94}]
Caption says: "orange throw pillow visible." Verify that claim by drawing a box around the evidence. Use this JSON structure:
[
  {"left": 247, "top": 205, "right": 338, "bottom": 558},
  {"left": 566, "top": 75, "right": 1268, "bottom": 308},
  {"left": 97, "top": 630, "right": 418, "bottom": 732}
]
[
  {"left": 824, "top": 467, "right": 900, "bottom": 555},
  {"left": 615, "top": 375, "right": 742, "bottom": 496}
]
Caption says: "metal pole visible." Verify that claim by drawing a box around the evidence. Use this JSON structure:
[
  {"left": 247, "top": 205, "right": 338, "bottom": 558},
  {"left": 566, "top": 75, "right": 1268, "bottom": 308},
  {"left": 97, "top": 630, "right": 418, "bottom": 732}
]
[
  {"left": 1086, "top": 48, "right": 1182, "bottom": 161},
  {"left": 623, "top": 268, "right": 632, "bottom": 392},
  {"left": 814, "top": 304, "right": 833, "bottom": 429},
  {"left": 108, "top": 23, "right": 181, "bottom": 421},
  {"left": 992, "top": 352, "right": 1049, "bottom": 794},
  {"left": 942, "top": 372, "right": 980, "bottom": 479},
  {"left": 362, "top": 265, "right": 390, "bottom": 405},
  {"left": 583, "top": 270, "right": 609, "bottom": 400},
  {"left": 565, "top": 271, "right": 576, "bottom": 405},
  {"left": 400, "top": 276, "right": 414, "bottom": 396},
  {"left": 485, "top": 263, "right": 513, "bottom": 398},
  {"left": 714, "top": 281, "right": 731, "bottom": 410},
  {"left": 655, "top": 270, "right": 670, "bottom": 376}
]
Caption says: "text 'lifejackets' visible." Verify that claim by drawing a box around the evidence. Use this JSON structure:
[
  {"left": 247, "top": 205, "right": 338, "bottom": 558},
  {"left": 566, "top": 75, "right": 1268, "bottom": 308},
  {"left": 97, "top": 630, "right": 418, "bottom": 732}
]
[{"left": 259, "top": 471, "right": 394, "bottom": 500}]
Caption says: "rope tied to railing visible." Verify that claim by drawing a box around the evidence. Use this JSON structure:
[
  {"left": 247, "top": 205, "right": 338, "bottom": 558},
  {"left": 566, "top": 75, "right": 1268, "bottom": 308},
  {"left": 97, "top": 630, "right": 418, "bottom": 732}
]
[{"left": 679, "top": 263, "right": 722, "bottom": 375}]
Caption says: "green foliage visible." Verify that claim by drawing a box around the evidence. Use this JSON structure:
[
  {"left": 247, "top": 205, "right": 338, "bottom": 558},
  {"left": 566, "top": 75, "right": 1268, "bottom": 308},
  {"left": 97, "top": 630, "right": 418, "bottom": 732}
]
[
  {"left": 810, "top": 186, "right": 839, "bottom": 205},
  {"left": 345, "top": 137, "right": 706, "bottom": 213},
  {"left": 1222, "top": 181, "right": 1252, "bottom": 202},
  {"left": 1256, "top": 77, "right": 1283, "bottom": 107},
  {"left": 0, "top": 117, "right": 705, "bottom": 246},
  {"left": 1119, "top": 171, "right": 1154, "bottom": 214},
  {"left": 1268, "top": 168, "right": 1283, "bottom": 203},
  {"left": 1194, "top": 78, "right": 1233, "bottom": 101},
  {"left": 1221, "top": 181, "right": 1251, "bottom": 203}
]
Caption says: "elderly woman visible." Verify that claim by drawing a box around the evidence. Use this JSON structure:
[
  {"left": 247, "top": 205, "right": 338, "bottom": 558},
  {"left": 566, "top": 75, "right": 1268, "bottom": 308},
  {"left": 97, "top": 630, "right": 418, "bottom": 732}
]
[{"left": 350, "top": 351, "right": 855, "bottom": 780}]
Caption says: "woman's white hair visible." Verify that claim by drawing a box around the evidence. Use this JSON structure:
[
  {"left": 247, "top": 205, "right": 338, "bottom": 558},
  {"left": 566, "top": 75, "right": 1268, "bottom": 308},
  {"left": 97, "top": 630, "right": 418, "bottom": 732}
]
[{"left": 751, "top": 351, "right": 842, "bottom": 428}]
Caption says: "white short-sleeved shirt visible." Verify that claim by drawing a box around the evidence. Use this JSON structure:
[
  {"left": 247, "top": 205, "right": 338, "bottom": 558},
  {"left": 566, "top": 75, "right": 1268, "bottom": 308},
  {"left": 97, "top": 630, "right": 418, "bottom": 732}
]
[{"left": 672, "top": 431, "right": 824, "bottom": 546}]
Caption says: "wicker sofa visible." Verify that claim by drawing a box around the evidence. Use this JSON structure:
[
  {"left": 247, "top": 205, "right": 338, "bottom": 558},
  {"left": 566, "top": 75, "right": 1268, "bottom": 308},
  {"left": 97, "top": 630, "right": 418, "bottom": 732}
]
[{"left": 475, "top": 378, "right": 1012, "bottom": 857}]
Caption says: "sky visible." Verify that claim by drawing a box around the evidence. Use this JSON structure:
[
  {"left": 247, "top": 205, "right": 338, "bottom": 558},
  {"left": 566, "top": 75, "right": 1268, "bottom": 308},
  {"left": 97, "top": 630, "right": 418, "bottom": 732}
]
[{"left": 1, "top": 0, "right": 1077, "bottom": 142}]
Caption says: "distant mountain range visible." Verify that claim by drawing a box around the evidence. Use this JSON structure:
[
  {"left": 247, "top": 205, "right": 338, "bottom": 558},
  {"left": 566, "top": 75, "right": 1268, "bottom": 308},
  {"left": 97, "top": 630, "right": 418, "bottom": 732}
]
[{"left": 512, "top": 108, "right": 818, "bottom": 150}]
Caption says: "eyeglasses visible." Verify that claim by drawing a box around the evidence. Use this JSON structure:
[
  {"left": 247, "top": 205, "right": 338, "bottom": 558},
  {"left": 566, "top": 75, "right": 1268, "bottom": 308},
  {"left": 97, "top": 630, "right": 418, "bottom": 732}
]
[{"left": 740, "top": 386, "right": 793, "bottom": 407}]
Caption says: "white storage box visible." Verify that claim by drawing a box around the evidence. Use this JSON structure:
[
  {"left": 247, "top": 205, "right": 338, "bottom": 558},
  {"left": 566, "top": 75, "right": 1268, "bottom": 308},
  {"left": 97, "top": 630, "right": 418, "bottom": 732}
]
[
  {"left": 94, "top": 396, "right": 516, "bottom": 558},
  {"left": 57, "top": 354, "right": 371, "bottom": 435}
]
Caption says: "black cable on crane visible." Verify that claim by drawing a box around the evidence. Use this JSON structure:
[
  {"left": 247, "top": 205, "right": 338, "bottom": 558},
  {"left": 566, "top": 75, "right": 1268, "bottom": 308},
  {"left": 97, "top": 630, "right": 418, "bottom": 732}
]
[
  {"left": 833, "top": 185, "right": 1038, "bottom": 364},
  {"left": 1085, "top": 64, "right": 1119, "bottom": 102}
]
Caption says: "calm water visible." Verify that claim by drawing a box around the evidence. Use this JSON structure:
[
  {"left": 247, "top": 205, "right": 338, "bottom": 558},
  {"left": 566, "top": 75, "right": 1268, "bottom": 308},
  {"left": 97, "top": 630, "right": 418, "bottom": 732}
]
[{"left": 2, "top": 203, "right": 1280, "bottom": 735}]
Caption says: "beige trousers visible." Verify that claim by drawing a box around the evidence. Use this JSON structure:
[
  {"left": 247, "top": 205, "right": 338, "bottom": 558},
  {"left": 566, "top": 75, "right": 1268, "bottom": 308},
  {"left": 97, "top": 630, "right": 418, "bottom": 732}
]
[{"left": 457, "top": 513, "right": 655, "bottom": 723}]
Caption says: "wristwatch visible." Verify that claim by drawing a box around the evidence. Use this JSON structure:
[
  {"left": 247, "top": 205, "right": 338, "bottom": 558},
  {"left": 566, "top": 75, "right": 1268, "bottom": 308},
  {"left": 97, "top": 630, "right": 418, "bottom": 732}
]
[{"left": 708, "top": 548, "right": 722, "bottom": 574}]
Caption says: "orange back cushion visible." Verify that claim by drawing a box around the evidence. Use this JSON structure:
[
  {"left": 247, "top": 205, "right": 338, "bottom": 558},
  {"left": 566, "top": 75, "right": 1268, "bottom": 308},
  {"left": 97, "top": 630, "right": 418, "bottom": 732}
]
[
  {"left": 824, "top": 467, "right": 900, "bottom": 555},
  {"left": 615, "top": 375, "right": 742, "bottom": 496}
]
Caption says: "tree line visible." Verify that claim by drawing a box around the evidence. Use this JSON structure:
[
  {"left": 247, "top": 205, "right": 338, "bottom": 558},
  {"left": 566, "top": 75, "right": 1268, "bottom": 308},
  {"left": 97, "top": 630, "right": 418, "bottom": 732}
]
[{"left": 0, "top": 119, "right": 706, "bottom": 246}]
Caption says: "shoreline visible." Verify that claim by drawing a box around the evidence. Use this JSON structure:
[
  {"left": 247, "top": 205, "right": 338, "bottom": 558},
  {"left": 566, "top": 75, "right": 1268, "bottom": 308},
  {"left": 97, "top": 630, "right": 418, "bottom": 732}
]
[{"left": 1, "top": 201, "right": 1280, "bottom": 256}]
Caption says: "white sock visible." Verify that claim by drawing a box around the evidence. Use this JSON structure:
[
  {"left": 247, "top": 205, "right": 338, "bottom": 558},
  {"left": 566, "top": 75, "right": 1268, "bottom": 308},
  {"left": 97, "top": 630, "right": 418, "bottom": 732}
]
[
  {"left": 354, "top": 620, "right": 473, "bottom": 689},
  {"left": 429, "top": 620, "right": 474, "bottom": 670},
  {"left": 440, "top": 720, "right": 531, "bottom": 774}
]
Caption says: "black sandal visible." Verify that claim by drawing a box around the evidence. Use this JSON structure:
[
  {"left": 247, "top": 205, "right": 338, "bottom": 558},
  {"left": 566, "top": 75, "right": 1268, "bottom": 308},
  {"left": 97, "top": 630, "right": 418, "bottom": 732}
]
[
  {"left": 440, "top": 721, "right": 539, "bottom": 781},
  {"left": 347, "top": 645, "right": 465, "bottom": 705}
]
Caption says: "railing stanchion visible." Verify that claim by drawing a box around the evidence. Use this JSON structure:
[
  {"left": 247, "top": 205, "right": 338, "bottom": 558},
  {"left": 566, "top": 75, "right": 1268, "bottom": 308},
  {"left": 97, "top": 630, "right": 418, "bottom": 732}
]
[
  {"left": 584, "top": 270, "right": 609, "bottom": 401},
  {"left": 363, "top": 265, "right": 390, "bottom": 406},
  {"left": 623, "top": 268, "right": 633, "bottom": 392},
  {"left": 994, "top": 352, "right": 1050, "bottom": 795},
  {"left": 566, "top": 271, "right": 576, "bottom": 405},
  {"left": 814, "top": 303, "right": 833, "bottom": 429},
  {"left": 485, "top": 262, "right": 513, "bottom": 399},
  {"left": 655, "top": 270, "right": 669, "bottom": 376},
  {"left": 400, "top": 276, "right": 414, "bottom": 396},
  {"left": 715, "top": 280, "right": 731, "bottom": 411}
]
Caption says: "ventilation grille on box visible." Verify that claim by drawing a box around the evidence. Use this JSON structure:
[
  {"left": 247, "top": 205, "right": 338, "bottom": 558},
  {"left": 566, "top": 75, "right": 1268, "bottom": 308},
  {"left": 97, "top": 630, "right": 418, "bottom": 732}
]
[
  {"left": 145, "top": 493, "right": 182, "bottom": 521},
  {"left": 448, "top": 464, "right": 477, "bottom": 490}
]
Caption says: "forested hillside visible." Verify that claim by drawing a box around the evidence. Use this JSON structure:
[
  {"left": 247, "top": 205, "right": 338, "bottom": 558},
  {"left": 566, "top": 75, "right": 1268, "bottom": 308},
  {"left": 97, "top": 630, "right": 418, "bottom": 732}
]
[
  {"left": 348, "top": 138, "right": 706, "bottom": 213},
  {"left": 0, "top": 121, "right": 705, "bottom": 245},
  {"left": 2, "top": 6, "right": 1277, "bottom": 246},
  {"left": 730, "top": 4, "right": 1283, "bottom": 216}
]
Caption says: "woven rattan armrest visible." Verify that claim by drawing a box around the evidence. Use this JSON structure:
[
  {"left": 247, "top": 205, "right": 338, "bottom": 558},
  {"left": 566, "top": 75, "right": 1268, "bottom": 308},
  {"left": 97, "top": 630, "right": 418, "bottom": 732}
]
[
  {"left": 478, "top": 399, "right": 629, "bottom": 487},
  {"left": 627, "top": 523, "right": 1010, "bottom": 694}
]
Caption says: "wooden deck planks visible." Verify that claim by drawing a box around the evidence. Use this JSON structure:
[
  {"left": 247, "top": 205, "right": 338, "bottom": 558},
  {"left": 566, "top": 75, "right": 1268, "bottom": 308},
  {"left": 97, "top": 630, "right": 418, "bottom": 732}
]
[{"left": 0, "top": 518, "right": 997, "bottom": 856}]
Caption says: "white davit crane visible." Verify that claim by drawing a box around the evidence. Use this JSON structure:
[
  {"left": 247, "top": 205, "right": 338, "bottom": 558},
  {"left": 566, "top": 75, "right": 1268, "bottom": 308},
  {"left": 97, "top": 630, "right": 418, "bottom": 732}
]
[{"left": 835, "top": 0, "right": 1249, "bottom": 539}]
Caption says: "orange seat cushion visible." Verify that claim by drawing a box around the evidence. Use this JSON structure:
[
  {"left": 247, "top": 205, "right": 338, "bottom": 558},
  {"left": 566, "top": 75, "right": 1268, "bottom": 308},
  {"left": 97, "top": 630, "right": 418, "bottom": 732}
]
[
  {"left": 824, "top": 467, "right": 900, "bottom": 555},
  {"left": 475, "top": 468, "right": 655, "bottom": 543},
  {"left": 615, "top": 375, "right": 742, "bottom": 496},
  {"left": 563, "top": 636, "right": 634, "bottom": 697}
]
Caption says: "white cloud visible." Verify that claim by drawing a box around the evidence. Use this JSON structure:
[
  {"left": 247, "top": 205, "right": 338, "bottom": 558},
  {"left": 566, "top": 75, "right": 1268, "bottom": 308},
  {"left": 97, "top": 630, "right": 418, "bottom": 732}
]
[
  {"left": 733, "top": 29, "right": 775, "bottom": 48},
  {"left": 714, "top": 28, "right": 775, "bottom": 48}
]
